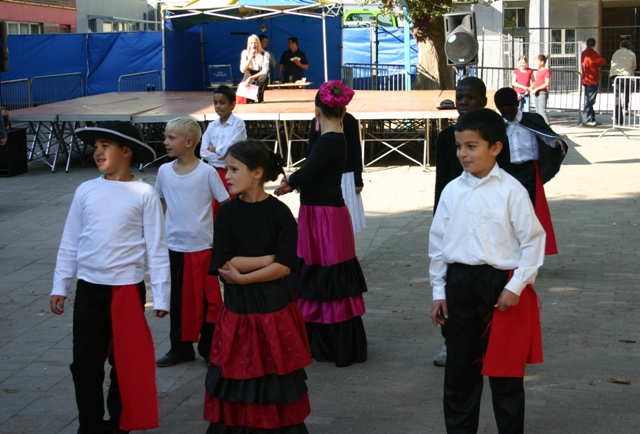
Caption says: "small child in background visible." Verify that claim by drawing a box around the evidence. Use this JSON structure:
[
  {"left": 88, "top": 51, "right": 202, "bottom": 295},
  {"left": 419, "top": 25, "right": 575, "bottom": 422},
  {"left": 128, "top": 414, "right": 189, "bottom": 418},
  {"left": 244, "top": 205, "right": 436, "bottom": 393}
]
[
  {"left": 430, "top": 108, "right": 545, "bottom": 434},
  {"left": 531, "top": 54, "right": 551, "bottom": 124},
  {"left": 494, "top": 87, "right": 568, "bottom": 255},
  {"left": 50, "top": 121, "right": 170, "bottom": 434},
  {"left": 200, "top": 85, "right": 247, "bottom": 216},
  {"left": 154, "top": 117, "right": 229, "bottom": 368},
  {"left": 205, "top": 141, "right": 312, "bottom": 433}
]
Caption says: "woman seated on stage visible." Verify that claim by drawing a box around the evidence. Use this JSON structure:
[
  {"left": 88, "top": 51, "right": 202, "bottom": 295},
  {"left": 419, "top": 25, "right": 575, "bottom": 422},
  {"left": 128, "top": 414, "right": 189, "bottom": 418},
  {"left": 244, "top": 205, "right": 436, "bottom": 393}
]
[{"left": 240, "top": 34, "right": 270, "bottom": 103}]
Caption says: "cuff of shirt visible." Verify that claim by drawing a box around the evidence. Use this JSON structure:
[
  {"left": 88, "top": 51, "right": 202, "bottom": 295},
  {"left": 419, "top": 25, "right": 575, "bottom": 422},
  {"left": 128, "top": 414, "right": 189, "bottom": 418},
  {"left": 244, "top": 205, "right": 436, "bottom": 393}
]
[
  {"left": 504, "top": 277, "right": 527, "bottom": 296},
  {"left": 432, "top": 285, "right": 446, "bottom": 301}
]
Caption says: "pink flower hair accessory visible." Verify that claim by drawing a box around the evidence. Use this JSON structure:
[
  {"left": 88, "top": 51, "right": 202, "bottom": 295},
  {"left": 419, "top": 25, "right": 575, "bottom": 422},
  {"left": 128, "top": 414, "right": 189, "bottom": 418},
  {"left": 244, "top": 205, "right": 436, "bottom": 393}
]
[{"left": 319, "top": 80, "right": 354, "bottom": 108}]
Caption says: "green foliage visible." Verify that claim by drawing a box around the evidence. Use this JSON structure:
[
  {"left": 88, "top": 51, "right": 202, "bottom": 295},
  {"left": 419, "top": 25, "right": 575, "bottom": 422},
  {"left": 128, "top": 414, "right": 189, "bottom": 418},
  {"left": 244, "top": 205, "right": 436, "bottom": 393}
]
[{"left": 356, "top": 1, "right": 493, "bottom": 20}]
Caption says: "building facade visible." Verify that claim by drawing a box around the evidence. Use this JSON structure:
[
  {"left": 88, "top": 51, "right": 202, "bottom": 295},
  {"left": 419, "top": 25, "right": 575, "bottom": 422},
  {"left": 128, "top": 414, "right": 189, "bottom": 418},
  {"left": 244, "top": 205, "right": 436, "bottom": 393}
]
[{"left": 0, "top": 0, "right": 77, "bottom": 34}]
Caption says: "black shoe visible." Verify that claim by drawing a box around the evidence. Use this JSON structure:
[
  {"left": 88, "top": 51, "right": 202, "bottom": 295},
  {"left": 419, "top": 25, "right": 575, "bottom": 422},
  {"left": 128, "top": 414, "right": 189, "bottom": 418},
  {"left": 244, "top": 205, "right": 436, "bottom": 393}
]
[{"left": 156, "top": 352, "right": 196, "bottom": 367}]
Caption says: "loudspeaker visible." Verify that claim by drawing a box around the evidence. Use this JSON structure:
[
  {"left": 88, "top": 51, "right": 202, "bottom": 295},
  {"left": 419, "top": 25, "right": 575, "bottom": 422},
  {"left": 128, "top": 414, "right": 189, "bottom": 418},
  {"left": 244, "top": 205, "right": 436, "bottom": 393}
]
[
  {"left": 444, "top": 12, "right": 478, "bottom": 66},
  {"left": 0, "top": 20, "right": 8, "bottom": 72},
  {"left": 0, "top": 128, "right": 28, "bottom": 177}
]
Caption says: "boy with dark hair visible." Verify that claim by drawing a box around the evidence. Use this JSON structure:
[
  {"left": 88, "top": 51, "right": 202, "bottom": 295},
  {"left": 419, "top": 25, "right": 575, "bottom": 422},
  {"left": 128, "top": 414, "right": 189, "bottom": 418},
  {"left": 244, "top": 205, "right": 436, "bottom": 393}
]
[
  {"left": 432, "top": 76, "right": 510, "bottom": 367},
  {"left": 200, "top": 85, "right": 247, "bottom": 216},
  {"left": 494, "top": 87, "right": 567, "bottom": 255},
  {"left": 50, "top": 121, "right": 170, "bottom": 434},
  {"left": 155, "top": 117, "right": 230, "bottom": 367},
  {"left": 430, "top": 108, "right": 545, "bottom": 434}
]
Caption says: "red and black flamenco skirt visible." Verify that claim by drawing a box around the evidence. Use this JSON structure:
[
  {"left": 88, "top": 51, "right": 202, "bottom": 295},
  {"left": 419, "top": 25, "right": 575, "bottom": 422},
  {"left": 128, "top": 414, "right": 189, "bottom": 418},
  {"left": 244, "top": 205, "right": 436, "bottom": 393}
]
[
  {"left": 291, "top": 205, "right": 368, "bottom": 367},
  {"left": 204, "top": 279, "right": 312, "bottom": 433}
]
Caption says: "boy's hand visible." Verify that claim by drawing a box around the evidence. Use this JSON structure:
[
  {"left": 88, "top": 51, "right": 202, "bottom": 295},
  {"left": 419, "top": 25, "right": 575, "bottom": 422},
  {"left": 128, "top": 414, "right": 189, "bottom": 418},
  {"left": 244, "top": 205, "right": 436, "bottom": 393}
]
[
  {"left": 153, "top": 310, "right": 168, "bottom": 318},
  {"left": 208, "top": 145, "right": 216, "bottom": 152},
  {"left": 555, "top": 139, "right": 568, "bottom": 155},
  {"left": 431, "top": 300, "right": 448, "bottom": 326},
  {"left": 50, "top": 296, "right": 66, "bottom": 315},
  {"left": 495, "top": 289, "right": 520, "bottom": 312}
]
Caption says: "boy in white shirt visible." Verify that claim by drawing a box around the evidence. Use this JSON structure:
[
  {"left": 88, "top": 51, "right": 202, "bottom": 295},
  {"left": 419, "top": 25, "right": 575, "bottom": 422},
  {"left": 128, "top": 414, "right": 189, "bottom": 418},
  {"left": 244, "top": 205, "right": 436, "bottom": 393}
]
[
  {"left": 429, "top": 108, "right": 546, "bottom": 434},
  {"left": 155, "top": 117, "right": 230, "bottom": 367},
  {"left": 200, "top": 85, "right": 247, "bottom": 217},
  {"left": 50, "top": 121, "right": 170, "bottom": 434}
]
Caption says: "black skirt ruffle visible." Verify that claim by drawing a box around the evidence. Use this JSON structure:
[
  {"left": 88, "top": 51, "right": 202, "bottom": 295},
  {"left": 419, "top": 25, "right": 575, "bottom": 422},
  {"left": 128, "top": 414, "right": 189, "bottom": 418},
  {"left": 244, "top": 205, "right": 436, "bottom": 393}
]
[
  {"left": 291, "top": 257, "right": 368, "bottom": 301},
  {"left": 206, "top": 365, "right": 309, "bottom": 404},
  {"left": 306, "top": 316, "right": 368, "bottom": 367}
]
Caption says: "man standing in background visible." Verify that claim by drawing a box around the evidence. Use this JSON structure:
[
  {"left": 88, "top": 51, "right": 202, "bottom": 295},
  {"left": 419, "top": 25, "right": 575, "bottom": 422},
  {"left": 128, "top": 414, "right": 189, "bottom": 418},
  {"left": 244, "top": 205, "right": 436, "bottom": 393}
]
[{"left": 580, "top": 38, "right": 606, "bottom": 127}]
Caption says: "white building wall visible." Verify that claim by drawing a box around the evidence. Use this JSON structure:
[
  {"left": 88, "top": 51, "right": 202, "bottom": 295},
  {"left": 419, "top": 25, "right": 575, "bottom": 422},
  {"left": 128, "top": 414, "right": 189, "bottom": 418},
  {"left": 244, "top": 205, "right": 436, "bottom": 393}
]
[{"left": 76, "top": 0, "right": 155, "bottom": 33}]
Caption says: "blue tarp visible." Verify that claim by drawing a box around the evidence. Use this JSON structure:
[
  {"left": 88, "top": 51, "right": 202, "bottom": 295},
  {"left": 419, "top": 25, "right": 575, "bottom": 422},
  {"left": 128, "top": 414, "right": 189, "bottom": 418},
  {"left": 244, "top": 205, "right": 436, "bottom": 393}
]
[
  {"left": 2, "top": 32, "right": 162, "bottom": 96},
  {"left": 343, "top": 26, "right": 418, "bottom": 68}
]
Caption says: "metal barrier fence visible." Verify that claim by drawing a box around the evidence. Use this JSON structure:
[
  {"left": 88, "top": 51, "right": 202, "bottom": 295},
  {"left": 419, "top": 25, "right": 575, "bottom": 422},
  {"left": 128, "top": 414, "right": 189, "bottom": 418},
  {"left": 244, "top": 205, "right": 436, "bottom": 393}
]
[
  {"left": 118, "top": 70, "right": 163, "bottom": 92},
  {"left": 0, "top": 79, "right": 32, "bottom": 110},
  {"left": 601, "top": 76, "right": 640, "bottom": 137},
  {"left": 341, "top": 63, "right": 410, "bottom": 91},
  {"left": 31, "top": 73, "right": 85, "bottom": 106}
]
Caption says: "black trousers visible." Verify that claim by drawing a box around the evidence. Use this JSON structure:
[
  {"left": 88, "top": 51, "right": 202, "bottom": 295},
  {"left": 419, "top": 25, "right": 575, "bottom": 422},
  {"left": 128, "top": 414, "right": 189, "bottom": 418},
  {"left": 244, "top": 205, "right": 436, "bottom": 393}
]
[
  {"left": 248, "top": 69, "right": 269, "bottom": 103},
  {"left": 443, "top": 263, "right": 525, "bottom": 434},
  {"left": 507, "top": 160, "right": 536, "bottom": 205},
  {"left": 71, "top": 279, "right": 145, "bottom": 432},
  {"left": 168, "top": 250, "right": 214, "bottom": 359}
]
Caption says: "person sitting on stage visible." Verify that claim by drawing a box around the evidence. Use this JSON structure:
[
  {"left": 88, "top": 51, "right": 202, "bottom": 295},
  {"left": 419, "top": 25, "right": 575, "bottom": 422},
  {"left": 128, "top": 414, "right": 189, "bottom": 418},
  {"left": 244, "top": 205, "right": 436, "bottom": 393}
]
[
  {"left": 279, "top": 36, "right": 309, "bottom": 83},
  {"left": 240, "top": 34, "right": 270, "bottom": 103},
  {"left": 494, "top": 87, "right": 568, "bottom": 256},
  {"left": 154, "top": 117, "right": 229, "bottom": 368},
  {"left": 259, "top": 34, "right": 277, "bottom": 84},
  {"left": 200, "top": 85, "right": 247, "bottom": 217},
  {"left": 50, "top": 121, "right": 170, "bottom": 434}
]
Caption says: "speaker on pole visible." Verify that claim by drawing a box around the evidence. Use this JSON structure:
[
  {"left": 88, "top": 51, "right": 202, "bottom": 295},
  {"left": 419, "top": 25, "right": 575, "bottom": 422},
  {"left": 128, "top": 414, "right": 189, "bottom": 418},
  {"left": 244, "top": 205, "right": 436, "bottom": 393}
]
[
  {"left": 444, "top": 12, "right": 478, "bottom": 66},
  {"left": 0, "top": 21, "right": 9, "bottom": 72}
]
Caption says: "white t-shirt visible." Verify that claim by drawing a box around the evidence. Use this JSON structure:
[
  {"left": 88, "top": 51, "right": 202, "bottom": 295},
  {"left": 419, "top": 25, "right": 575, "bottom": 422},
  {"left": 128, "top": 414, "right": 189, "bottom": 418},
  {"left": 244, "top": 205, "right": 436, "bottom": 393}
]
[
  {"left": 200, "top": 114, "right": 247, "bottom": 168},
  {"left": 155, "top": 161, "right": 229, "bottom": 252},
  {"left": 51, "top": 176, "right": 171, "bottom": 312}
]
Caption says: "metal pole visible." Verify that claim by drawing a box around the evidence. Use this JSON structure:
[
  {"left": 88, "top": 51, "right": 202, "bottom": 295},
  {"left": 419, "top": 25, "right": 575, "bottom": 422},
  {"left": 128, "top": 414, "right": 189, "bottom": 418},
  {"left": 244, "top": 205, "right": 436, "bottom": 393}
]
[
  {"left": 403, "top": 6, "right": 411, "bottom": 90},
  {"left": 322, "top": 7, "right": 328, "bottom": 82}
]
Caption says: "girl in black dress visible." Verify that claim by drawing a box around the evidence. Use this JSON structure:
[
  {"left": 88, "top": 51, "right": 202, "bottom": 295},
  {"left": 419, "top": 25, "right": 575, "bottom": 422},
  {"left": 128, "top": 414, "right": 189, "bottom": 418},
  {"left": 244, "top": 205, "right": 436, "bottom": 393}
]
[
  {"left": 275, "top": 81, "right": 368, "bottom": 367},
  {"left": 205, "top": 141, "right": 311, "bottom": 434}
]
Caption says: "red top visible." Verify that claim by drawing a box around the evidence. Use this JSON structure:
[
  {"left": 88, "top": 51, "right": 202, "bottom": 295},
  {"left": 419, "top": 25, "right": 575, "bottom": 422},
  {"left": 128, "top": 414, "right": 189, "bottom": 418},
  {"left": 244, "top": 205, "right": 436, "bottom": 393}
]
[
  {"left": 581, "top": 47, "right": 606, "bottom": 85},
  {"left": 513, "top": 68, "right": 533, "bottom": 94},
  {"left": 533, "top": 68, "right": 550, "bottom": 92}
]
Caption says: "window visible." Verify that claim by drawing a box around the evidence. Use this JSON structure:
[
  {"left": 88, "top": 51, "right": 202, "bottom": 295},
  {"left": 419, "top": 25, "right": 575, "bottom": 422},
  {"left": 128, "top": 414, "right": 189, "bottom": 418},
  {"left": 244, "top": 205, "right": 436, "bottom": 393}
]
[
  {"left": 6, "top": 22, "right": 42, "bottom": 34},
  {"left": 504, "top": 8, "right": 526, "bottom": 29},
  {"left": 551, "top": 29, "right": 577, "bottom": 55}
]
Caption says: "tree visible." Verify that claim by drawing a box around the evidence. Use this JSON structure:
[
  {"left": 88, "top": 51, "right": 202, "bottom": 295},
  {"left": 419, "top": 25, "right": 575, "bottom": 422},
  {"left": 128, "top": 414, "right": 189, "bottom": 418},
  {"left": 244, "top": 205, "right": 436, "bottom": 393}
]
[{"left": 359, "top": 0, "right": 482, "bottom": 90}]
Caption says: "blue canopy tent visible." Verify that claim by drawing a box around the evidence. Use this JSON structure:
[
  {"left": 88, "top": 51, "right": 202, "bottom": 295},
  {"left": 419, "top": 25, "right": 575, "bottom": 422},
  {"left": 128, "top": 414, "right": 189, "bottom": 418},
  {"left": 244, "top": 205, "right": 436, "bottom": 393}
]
[{"left": 163, "top": 0, "right": 341, "bottom": 90}]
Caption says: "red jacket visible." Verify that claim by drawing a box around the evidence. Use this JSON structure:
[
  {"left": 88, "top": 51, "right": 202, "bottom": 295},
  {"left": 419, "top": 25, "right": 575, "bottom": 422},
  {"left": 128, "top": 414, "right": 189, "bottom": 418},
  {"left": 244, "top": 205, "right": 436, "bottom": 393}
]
[{"left": 581, "top": 47, "right": 606, "bottom": 85}]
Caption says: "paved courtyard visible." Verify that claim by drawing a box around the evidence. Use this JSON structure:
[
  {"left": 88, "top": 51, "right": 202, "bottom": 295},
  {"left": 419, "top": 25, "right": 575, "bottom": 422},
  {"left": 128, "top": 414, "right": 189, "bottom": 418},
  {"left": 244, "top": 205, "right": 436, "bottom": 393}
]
[{"left": 0, "top": 112, "right": 639, "bottom": 433}]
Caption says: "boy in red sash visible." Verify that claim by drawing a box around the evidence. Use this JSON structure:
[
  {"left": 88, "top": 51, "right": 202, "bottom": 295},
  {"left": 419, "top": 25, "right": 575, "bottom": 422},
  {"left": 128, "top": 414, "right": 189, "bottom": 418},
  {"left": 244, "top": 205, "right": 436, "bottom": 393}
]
[
  {"left": 50, "top": 121, "right": 171, "bottom": 433},
  {"left": 154, "top": 118, "right": 229, "bottom": 367},
  {"left": 430, "top": 109, "right": 545, "bottom": 434}
]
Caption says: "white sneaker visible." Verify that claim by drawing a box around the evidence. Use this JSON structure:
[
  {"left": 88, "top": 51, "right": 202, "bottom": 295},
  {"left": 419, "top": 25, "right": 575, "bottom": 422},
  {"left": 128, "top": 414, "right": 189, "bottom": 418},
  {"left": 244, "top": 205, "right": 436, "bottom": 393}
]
[{"left": 433, "top": 344, "right": 447, "bottom": 367}]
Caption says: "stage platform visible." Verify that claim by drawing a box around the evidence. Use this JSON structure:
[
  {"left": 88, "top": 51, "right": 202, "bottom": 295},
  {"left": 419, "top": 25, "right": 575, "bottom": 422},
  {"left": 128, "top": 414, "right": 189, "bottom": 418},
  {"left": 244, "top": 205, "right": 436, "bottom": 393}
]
[{"left": 11, "top": 89, "right": 469, "bottom": 172}]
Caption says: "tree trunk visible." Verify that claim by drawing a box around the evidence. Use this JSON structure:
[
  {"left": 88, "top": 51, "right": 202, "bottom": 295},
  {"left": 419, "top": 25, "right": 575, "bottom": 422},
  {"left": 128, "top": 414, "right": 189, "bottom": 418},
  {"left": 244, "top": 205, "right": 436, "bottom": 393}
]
[{"left": 411, "top": 15, "right": 454, "bottom": 90}]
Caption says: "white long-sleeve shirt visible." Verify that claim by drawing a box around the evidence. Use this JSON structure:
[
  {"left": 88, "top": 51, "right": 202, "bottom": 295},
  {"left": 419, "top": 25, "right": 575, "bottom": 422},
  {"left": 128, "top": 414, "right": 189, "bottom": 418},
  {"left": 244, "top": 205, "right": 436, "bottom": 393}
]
[
  {"left": 429, "top": 164, "right": 545, "bottom": 301},
  {"left": 51, "top": 176, "right": 171, "bottom": 312},
  {"left": 200, "top": 114, "right": 247, "bottom": 168},
  {"left": 506, "top": 109, "right": 560, "bottom": 164}
]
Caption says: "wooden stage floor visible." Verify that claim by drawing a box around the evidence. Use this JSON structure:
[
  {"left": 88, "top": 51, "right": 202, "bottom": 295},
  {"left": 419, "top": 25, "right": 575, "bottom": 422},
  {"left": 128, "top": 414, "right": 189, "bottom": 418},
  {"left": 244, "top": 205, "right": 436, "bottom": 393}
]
[{"left": 11, "top": 90, "right": 473, "bottom": 172}]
